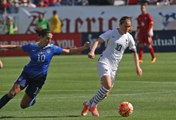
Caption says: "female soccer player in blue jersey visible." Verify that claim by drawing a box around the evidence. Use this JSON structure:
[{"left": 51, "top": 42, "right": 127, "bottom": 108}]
[
  {"left": 81, "top": 16, "right": 142, "bottom": 117},
  {"left": 0, "top": 29, "right": 90, "bottom": 109}
]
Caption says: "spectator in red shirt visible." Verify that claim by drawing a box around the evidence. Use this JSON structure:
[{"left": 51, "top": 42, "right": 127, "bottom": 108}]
[
  {"left": 37, "top": 0, "right": 48, "bottom": 7},
  {"left": 48, "top": 0, "right": 61, "bottom": 6},
  {"left": 136, "top": 4, "right": 156, "bottom": 64},
  {"left": 2, "top": 0, "right": 10, "bottom": 8},
  {"left": 0, "top": 0, "right": 10, "bottom": 13},
  {"left": 127, "top": 0, "right": 138, "bottom": 5}
]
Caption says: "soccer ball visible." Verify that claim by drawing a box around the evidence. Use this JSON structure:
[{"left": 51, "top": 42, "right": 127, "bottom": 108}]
[{"left": 118, "top": 102, "right": 133, "bottom": 117}]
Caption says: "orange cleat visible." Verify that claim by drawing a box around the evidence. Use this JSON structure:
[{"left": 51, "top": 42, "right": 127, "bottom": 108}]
[
  {"left": 139, "top": 59, "right": 143, "bottom": 63},
  {"left": 151, "top": 57, "right": 156, "bottom": 64},
  {"left": 89, "top": 106, "right": 99, "bottom": 117},
  {"left": 81, "top": 101, "right": 90, "bottom": 116}
]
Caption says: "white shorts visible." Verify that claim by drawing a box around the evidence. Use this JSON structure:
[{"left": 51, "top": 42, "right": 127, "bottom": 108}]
[{"left": 97, "top": 62, "right": 117, "bottom": 85}]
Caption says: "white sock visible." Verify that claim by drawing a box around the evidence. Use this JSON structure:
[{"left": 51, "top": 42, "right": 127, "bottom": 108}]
[{"left": 90, "top": 87, "right": 109, "bottom": 107}]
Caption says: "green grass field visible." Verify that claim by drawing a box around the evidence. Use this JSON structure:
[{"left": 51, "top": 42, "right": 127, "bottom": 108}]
[{"left": 0, "top": 52, "right": 176, "bottom": 120}]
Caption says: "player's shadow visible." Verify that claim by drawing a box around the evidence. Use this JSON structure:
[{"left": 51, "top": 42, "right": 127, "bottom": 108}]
[
  {"left": 0, "top": 115, "right": 119, "bottom": 119},
  {"left": 0, "top": 115, "right": 80, "bottom": 119}
]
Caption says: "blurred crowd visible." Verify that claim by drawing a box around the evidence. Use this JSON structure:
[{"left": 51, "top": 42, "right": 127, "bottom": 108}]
[
  {"left": 0, "top": 0, "right": 176, "bottom": 14},
  {"left": 0, "top": 9, "right": 63, "bottom": 35},
  {"left": 127, "top": 0, "right": 176, "bottom": 5}
]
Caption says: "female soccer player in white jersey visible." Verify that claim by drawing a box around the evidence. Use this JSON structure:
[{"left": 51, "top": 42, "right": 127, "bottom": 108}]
[
  {"left": 0, "top": 29, "right": 90, "bottom": 109},
  {"left": 81, "top": 16, "right": 142, "bottom": 117}
]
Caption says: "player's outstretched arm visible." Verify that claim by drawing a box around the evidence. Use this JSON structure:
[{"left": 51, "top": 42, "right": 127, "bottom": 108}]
[
  {"left": 88, "top": 38, "right": 103, "bottom": 59},
  {"left": 62, "top": 42, "right": 90, "bottom": 54},
  {"left": 0, "top": 45, "right": 22, "bottom": 51},
  {"left": 133, "top": 52, "right": 142, "bottom": 77}
]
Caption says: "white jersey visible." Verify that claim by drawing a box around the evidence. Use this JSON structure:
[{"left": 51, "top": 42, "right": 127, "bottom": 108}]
[{"left": 98, "top": 28, "right": 136, "bottom": 70}]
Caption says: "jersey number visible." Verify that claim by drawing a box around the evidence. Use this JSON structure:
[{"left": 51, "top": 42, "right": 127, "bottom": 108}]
[
  {"left": 37, "top": 54, "right": 46, "bottom": 62},
  {"left": 115, "top": 43, "right": 122, "bottom": 51}
]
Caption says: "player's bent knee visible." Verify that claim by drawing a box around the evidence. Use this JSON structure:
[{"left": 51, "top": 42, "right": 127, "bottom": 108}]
[
  {"left": 104, "top": 85, "right": 112, "bottom": 90},
  {"left": 0, "top": 65, "right": 3, "bottom": 69},
  {"left": 20, "top": 103, "right": 28, "bottom": 109}
]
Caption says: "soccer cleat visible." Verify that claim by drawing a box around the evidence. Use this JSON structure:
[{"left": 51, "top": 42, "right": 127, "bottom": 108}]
[
  {"left": 29, "top": 97, "right": 36, "bottom": 107},
  {"left": 151, "top": 57, "right": 156, "bottom": 64},
  {"left": 81, "top": 101, "right": 90, "bottom": 116},
  {"left": 139, "top": 59, "right": 143, "bottom": 63},
  {"left": 89, "top": 106, "right": 99, "bottom": 117}
]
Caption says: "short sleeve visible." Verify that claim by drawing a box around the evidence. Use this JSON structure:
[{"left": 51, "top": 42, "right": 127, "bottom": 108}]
[
  {"left": 53, "top": 45, "right": 63, "bottom": 55},
  {"left": 22, "top": 44, "right": 31, "bottom": 52},
  {"left": 128, "top": 34, "right": 137, "bottom": 52},
  {"left": 148, "top": 14, "right": 153, "bottom": 22},
  {"left": 99, "top": 30, "right": 112, "bottom": 42}
]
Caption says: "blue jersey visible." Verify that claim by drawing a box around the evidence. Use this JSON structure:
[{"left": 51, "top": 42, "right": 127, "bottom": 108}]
[{"left": 22, "top": 43, "right": 63, "bottom": 77}]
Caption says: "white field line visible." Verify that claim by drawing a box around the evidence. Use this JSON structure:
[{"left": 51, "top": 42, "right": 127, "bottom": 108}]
[
  {"left": 2, "top": 90, "right": 176, "bottom": 102},
  {"left": 1, "top": 80, "right": 176, "bottom": 88},
  {"left": 120, "top": 80, "right": 176, "bottom": 84}
]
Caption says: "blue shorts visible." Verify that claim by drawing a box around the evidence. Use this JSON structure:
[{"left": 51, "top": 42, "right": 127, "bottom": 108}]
[{"left": 15, "top": 71, "right": 47, "bottom": 99}]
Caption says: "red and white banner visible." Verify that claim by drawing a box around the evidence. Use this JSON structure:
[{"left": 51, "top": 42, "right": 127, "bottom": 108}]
[
  {"left": 0, "top": 33, "right": 81, "bottom": 56},
  {"left": 18, "top": 6, "right": 176, "bottom": 33},
  {"left": 0, "top": 5, "right": 176, "bottom": 34},
  {"left": 1, "top": 6, "right": 176, "bottom": 34}
]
